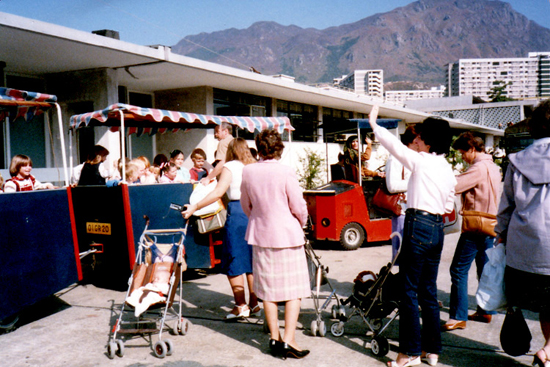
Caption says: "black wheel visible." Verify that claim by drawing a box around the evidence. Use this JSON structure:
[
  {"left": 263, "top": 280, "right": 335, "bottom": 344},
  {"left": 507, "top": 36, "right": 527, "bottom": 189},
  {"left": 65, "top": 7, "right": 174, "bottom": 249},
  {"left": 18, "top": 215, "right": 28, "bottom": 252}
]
[
  {"left": 154, "top": 340, "right": 167, "bottom": 358},
  {"left": 331, "top": 305, "right": 338, "bottom": 319},
  {"left": 115, "top": 340, "right": 125, "bottom": 357},
  {"left": 339, "top": 223, "right": 365, "bottom": 250},
  {"left": 164, "top": 339, "right": 174, "bottom": 356},
  {"left": 371, "top": 336, "right": 389, "bottom": 357}
]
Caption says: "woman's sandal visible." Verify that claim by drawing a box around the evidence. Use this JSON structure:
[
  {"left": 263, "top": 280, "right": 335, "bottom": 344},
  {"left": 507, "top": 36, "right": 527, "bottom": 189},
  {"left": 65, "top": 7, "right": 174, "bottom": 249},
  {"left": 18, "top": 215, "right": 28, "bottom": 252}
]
[
  {"left": 249, "top": 304, "right": 262, "bottom": 317},
  {"left": 224, "top": 304, "right": 250, "bottom": 320},
  {"left": 533, "top": 347, "right": 550, "bottom": 367},
  {"left": 387, "top": 355, "right": 421, "bottom": 367},
  {"left": 421, "top": 352, "right": 439, "bottom": 366}
]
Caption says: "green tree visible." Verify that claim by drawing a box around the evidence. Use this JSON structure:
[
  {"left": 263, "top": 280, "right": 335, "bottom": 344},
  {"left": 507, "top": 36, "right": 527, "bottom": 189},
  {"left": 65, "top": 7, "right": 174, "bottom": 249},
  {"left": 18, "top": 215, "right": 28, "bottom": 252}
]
[
  {"left": 487, "top": 80, "right": 514, "bottom": 102},
  {"left": 297, "top": 148, "right": 325, "bottom": 189}
]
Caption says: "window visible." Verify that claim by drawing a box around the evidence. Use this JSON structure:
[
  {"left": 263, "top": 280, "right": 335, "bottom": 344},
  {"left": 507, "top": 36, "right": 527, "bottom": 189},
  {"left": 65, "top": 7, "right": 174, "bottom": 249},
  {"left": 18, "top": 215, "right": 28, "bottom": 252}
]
[{"left": 277, "top": 100, "right": 319, "bottom": 142}]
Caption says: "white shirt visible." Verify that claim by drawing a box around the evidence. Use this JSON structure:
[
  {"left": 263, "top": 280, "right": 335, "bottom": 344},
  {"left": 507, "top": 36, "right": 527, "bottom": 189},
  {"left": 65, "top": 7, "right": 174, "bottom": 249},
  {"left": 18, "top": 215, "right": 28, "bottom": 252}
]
[
  {"left": 373, "top": 125, "right": 456, "bottom": 215},
  {"left": 223, "top": 160, "right": 244, "bottom": 201}
]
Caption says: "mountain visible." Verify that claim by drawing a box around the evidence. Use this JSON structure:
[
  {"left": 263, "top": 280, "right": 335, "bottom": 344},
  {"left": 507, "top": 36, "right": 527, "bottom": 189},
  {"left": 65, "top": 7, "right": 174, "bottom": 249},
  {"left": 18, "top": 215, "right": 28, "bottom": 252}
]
[{"left": 172, "top": 0, "right": 550, "bottom": 88}]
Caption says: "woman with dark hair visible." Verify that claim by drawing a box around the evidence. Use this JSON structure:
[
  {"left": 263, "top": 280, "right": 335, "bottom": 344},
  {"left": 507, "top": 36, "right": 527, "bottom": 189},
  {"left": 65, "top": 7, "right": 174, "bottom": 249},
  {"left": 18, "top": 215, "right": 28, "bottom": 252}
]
[
  {"left": 240, "top": 129, "right": 310, "bottom": 359},
  {"left": 385, "top": 126, "right": 419, "bottom": 264},
  {"left": 77, "top": 145, "right": 110, "bottom": 186},
  {"left": 182, "top": 138, "right": 260, "bottom": 320},
  {"left": 496, "top": 98, "right": 550, "bottom": 367},
  {"left": 343, "top": 135, "right": 384, "bottom": 181},
  {"left": 370, "top": 106, "right": 456, "bottom": 367},
  {"left": 442, "top": 132, "right": 500, "bottom": 331}
]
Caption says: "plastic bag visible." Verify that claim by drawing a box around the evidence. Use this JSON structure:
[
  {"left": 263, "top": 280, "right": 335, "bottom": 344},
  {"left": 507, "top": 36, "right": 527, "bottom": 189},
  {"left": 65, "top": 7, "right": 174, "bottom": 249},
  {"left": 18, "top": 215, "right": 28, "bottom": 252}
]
[
  {"left": 500, "top": 307, "right": 532, "bottom": 356},
  {"left": 189, "top": 181, "right": 221, "bottom": 217},
  {"left": 476, "top": 243, "right": 507, "bottom": 311}
]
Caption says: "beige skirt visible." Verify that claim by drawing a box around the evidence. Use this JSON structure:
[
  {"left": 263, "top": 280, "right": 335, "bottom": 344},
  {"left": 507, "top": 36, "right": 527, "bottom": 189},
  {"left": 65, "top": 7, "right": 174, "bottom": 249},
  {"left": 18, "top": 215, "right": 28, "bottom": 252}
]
[{"left": 252, "top": 245, "right": 311, "bottom": 302}]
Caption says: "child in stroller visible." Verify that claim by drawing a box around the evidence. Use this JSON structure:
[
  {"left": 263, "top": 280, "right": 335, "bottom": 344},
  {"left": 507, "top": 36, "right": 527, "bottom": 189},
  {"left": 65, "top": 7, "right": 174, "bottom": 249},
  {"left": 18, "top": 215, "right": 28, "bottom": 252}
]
[{"left": 330, "top": 232, "right": 402, "bottom": 357}]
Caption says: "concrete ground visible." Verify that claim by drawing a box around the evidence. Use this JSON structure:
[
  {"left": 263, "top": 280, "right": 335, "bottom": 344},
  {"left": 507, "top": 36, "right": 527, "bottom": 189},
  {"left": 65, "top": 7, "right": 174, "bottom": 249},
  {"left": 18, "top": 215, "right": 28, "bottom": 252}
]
[{"left": 0, "top": 231, "right": 543, "bottom": 367}]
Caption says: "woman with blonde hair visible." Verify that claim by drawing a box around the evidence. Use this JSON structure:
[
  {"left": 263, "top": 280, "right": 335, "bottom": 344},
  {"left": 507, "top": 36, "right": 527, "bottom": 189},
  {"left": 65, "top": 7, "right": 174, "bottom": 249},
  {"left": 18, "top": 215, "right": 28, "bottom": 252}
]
[{"left": 182, "top": 137, "right": 260, "bottom": 320}]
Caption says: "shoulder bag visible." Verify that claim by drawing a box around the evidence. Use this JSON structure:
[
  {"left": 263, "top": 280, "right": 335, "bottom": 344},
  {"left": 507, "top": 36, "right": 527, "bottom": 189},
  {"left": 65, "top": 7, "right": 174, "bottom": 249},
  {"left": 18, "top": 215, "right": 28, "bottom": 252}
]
[
  {"left": 460, "top": 162, "right": 498, "bottom": 236},
  {"left": 372, "top": 167, "right": 405, "bottom": 217}
]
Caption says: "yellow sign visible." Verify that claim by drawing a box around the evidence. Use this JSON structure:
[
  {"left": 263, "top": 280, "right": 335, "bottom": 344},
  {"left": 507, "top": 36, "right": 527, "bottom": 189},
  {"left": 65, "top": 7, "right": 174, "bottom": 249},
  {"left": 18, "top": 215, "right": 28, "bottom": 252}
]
[{"left": 86, "top": 222, "right": 111, "bottom": 235}]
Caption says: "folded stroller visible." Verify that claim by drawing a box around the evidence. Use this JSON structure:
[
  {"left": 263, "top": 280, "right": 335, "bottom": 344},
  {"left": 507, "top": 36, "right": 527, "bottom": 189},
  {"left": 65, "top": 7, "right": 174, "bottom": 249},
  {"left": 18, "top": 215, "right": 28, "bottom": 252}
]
[
  {"left": 305, "top": 239, "right": 344, "bottom": 337},
  {"left": 107, "top": 218, "right": 189, "bottom": 359},
  {"left": 330, "top": 232, "right": 402, "bottom": 357}
]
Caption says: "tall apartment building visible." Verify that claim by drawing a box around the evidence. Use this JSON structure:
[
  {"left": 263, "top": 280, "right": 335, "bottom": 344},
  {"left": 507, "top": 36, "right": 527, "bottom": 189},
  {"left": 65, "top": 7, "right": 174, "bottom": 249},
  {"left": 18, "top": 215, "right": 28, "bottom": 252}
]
[
  {"left": 385, "top": 86, "right": 445, "bottom": 103},
  {"left": 335, "top": 70, "right": 384, "bottom": 97},
  {"left": 446, "top": 52, "right": 550, "bottom": 100}
]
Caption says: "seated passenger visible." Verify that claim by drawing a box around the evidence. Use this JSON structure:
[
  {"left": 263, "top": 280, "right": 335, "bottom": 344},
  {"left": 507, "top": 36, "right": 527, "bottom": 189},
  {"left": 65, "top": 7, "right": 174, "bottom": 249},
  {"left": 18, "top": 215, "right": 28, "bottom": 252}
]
[
  {"left": 106, "top": 163, "right": 140, "bottom": 187},
  {"left": 4, "top": 154, "right": 55, "bottom": 192},
  {"left": 343, "top": 135, "right": 385, "bottom": 181},
  {"left": 189, "top": 148, "right": 209, "bottom": 182},
  {"left": 331, "top": 153, "right": 346, "bottom": 181},
  {"left": 158, "top": 162, "right": 180, "bottom": 183},
  {"left": 78, "top": 146, "right": 110, "bottom": 186}
]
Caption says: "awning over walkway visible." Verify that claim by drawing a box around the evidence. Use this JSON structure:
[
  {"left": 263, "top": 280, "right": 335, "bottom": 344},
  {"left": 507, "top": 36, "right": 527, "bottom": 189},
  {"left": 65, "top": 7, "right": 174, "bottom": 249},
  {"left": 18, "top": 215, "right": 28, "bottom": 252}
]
[
  {"left": 0, "top": 87, "right": 58, "bottom": 122},
  {"left": 69, "top": 103, "right": 294, "bottom": 135}
]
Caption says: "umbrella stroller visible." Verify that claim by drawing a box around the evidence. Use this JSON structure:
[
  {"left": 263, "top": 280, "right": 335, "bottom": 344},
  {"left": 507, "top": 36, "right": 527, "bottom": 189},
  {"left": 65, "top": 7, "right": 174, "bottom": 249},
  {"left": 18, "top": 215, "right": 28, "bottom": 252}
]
[
  {"left": 330, "top": 232, "right": 402, "bottom": 357},
  {"left": 107, "top": 218, "right": 189, "bottom": 359},
  {"left": 305, "top": 239, "right": 345, "bottom": 337}
]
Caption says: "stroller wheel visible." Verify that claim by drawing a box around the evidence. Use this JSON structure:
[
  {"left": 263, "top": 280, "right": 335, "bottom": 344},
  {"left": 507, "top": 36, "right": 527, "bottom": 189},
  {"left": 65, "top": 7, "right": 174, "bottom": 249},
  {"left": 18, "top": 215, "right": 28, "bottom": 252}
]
[
  {"left": 175, "top": 318, "right": 189, "bottom": 336},
  {"left": 371, "top": 336, "right": 389, "bottom": 357},
  {"left": 331, "top": 305, "right": 339, "bottom": 319},
  {"left": 107, "top": 342, "right": 116, "bottom": 359},
  {"left": 115, "top": 340, "right": 125, "bottom": 357},
  {"left": 154, "top": 340, "right": 167, "bottom": 358},
  {"left": 310, "top": 320, "right": 318, "bottom": 336},
  {"left": 330, "top": 321, "right": 345, "bottom": 337},
  {"left": 164, "top": 339, "right": 174, "bottom": 356},
  {"left": 318, "top": 321, "right": 326, "bottom": 337}
]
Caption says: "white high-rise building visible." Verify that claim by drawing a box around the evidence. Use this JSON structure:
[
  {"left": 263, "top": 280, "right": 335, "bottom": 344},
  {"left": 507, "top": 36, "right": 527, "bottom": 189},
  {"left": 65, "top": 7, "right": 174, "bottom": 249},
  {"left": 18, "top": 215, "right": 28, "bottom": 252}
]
[
  {"left": 385, "top": 87, "right": 445, "bottom": 103},
  {"left": 335, "top": 70, "right": 384, "bottom": 97},
  {"left": 446, "top": 53, "right": 550, "bottom": 100}
]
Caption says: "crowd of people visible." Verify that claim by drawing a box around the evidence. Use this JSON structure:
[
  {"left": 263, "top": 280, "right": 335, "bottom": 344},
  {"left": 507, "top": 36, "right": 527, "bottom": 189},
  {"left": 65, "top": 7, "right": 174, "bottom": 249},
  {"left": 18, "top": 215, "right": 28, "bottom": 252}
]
[{"left": 2, "top": 99, "right": 550, "bottom": 364}]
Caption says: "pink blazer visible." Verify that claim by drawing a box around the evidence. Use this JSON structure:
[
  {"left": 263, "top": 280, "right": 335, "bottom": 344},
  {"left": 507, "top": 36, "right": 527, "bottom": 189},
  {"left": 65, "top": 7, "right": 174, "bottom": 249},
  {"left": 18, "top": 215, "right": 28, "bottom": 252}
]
[{"left": 241, "top": 160, "right": 308, "bottom": 248}]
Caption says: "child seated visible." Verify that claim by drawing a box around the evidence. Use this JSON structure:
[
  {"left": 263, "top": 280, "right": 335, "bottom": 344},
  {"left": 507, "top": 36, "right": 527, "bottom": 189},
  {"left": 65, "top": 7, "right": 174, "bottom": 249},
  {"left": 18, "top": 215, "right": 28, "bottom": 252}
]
[
  {"left": 189, "top": 148, "right": 209, "bottom": 182},
  {"left": 125, "top": 243, "right": 178, "bottom": 317},
  {"left": 4, "top": 154, "right": 55, "bottom": 192}
]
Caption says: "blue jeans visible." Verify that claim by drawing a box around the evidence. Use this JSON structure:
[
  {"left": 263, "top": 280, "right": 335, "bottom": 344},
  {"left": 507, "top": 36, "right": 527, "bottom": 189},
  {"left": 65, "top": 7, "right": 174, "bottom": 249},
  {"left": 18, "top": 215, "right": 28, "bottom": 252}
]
[
  {"left": 399, "top": 211, "right": 444, "bottom": 356},
  {"left": 391, "top": 215, "right": 405, "bottom": 265},
  {"left": 449, "top": 233, "right": 496, "bottom": 321}
]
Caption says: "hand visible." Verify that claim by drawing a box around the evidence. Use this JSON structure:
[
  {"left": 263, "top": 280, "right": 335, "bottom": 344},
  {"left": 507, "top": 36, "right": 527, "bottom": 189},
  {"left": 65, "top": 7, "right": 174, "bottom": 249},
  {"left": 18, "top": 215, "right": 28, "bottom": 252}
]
[
  {"left": 377, "top": 172, "right": 386, "bottom": 178},
  {"left": 199, "top": 177, "right": 210, "bottom": 186},
  {"left": 369, "top": 105, "right": 380, "bottom": 129},
  {"left": 365, "top": 135, "right": 372, "bottom": 144},
  {"left": 181, "top": 203, "right": 197, "bottom": 219}
]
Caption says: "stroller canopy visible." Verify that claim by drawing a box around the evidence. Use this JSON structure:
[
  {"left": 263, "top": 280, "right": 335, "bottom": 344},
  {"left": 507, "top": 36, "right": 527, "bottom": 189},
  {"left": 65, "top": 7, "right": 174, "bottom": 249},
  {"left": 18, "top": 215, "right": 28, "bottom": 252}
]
[
  {"left": 0, "top": 87, "right": 58, "bottom": 122},
  {"left": 69, "top": 103, "right": 294, "bottom": 135}
]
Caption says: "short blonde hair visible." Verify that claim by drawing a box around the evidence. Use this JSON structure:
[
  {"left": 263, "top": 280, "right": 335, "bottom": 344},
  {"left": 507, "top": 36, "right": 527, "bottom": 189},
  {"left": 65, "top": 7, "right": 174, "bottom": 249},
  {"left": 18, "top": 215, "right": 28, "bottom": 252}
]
[{"left": 125, "top": 163, "right": 140, "bottom": 181}]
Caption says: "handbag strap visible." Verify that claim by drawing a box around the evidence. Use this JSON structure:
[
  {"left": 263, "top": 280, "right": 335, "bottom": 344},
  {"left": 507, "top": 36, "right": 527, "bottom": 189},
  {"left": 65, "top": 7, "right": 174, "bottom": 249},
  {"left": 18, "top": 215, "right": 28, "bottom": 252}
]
[{"left": 484, "top": 161, "right": 498, "bottom": 210}]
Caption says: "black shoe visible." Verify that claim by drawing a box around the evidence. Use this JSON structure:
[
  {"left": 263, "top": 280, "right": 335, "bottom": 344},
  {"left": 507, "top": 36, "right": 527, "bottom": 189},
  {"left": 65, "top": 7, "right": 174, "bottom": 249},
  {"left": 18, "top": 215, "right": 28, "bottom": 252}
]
[
  {"left": 268, "top": 339, "right": 283, "bottom": 357},
  {"left": 282, "top": 342, "right": 310, "bottom": 359}
]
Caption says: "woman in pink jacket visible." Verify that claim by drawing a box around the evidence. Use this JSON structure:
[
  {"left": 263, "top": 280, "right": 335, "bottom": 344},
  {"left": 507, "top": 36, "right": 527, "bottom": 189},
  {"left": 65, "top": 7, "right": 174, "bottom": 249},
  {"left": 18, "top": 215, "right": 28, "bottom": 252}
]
[{"left": 241, "top": 129, "right": 310, "bottom": 360}]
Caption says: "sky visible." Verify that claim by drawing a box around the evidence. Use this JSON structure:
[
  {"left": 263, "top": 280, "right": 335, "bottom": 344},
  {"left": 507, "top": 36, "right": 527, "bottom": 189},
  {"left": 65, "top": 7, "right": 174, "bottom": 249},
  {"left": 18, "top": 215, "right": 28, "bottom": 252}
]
[{"left": 1, "top": 0, "right": 549, "bottom": 46}]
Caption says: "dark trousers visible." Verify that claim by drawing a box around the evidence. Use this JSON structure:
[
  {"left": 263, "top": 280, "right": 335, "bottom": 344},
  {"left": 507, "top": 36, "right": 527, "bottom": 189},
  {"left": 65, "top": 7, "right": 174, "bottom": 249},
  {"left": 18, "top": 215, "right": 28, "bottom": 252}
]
[{"left": 399, "top": 210, "right": 444, "bottom": 356}]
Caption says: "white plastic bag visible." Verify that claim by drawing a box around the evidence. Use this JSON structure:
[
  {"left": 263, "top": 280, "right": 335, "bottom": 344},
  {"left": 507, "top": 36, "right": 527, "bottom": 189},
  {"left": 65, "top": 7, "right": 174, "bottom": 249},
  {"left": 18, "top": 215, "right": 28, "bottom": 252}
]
[
  {"left": 189, "top": 181, "right": 221, "bottom": 217},
  {"left": 476, "top": 243, "right": 507, "bottom": 311}
]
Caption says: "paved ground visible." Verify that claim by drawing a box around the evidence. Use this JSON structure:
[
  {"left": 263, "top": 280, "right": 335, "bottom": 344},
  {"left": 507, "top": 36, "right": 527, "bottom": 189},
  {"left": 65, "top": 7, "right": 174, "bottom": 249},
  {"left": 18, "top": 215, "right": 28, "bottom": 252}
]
[{"left": 0, "top": 231, "right": 543, "bottom": 367}]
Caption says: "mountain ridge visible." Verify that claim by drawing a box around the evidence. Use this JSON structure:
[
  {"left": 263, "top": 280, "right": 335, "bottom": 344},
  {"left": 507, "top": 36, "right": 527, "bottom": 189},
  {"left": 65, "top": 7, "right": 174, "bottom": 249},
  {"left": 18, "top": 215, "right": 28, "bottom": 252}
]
[{"left": 172, "top": 0, "right": 550, "bottom": 89}]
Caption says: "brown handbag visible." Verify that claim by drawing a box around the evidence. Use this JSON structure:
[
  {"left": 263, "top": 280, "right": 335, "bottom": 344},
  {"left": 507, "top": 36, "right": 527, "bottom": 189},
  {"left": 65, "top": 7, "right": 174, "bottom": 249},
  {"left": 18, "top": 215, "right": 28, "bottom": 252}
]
[
  {"left": 373, "top": 167, "right": 405, "bottom": 217},
  {"left": 460, "top": 162, "right": 498, "bottom": 237}
]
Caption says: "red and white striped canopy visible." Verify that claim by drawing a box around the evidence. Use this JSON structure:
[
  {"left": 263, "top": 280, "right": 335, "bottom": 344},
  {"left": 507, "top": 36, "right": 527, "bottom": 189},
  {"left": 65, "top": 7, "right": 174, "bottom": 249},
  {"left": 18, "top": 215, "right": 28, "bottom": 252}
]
[
  {"left": 0, "top": 87, "right": 57, "bottom": 122},
  {"left": 69, "top": 103, "right": 293, "bottom": 135}
]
